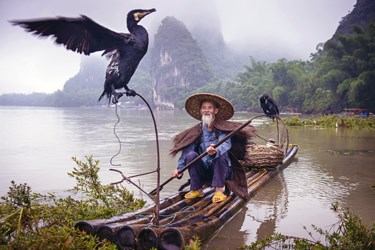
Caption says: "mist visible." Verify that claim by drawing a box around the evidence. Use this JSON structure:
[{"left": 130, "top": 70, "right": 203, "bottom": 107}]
[{"left": 0, "top": 0, "right": 356, "bottom": 94}]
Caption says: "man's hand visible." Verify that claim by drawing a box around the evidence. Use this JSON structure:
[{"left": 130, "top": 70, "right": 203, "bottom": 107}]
[
  {"left": 172, "top": 169, "right": 183, "bottom": 179},
  {"left": 206, "top": 144, "right": 217, "bottom": 155}
]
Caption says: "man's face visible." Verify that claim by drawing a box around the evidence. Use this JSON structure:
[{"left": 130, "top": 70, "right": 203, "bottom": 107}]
[{"left": 200, "top": 101, "right": 219, "bottom": 117}]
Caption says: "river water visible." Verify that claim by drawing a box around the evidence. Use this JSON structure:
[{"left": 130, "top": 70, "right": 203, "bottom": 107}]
[{"left": 1, "top": 106, "right": 374, "bottom": 248}]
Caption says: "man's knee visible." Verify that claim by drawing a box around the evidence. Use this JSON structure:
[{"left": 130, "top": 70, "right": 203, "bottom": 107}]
[
  {"left": 212, "top": 154, "right": 231, "bottom": 174},
  {"left": 186, "top": 151, "right": 199, "bottom": 163},
  {"left": 215, "top": 153, "right": 230, "bottom": 165}
]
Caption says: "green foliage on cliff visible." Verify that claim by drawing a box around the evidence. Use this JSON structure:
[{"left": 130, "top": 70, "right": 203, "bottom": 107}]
[
  {"left": 199, "top": 22, "right": 375, "bottom": 113},
  {"left": 151, "top": 16, "right": 212, "bottom": 109}
]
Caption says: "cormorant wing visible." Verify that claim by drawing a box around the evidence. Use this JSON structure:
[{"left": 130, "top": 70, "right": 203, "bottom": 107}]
[
  {"left": 10, "top": 15, "right": 134, "bottom": 55},
  {"left": 274, "top": 101, "right": 280, "bottom": 115},
  {"left": 260, "top": 102, "right": 270, "bottom": 115},
  {"left": 268, "top": 97, "right": 279, "bottom": 115}
]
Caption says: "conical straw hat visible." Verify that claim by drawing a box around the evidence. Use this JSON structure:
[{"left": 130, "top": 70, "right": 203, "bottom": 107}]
[{"left": 185, "top": 93, "right": 234, "bottom": 120}]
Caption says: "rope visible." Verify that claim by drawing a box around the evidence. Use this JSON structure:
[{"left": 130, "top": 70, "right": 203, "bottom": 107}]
[
  {"left": 148, "top": 205, "right": 197, "bottom": 228},
  {"left": 110, "top": 103, "right": 122, "bottom": 166},
  {"left": 108, "top": 91, "right": 161, "bottom": 226}
]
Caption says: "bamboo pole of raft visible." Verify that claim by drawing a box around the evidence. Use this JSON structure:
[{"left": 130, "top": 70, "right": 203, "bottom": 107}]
[
  {"left": 96, "top": 187, "right": 216, "bottom": 245},
  {"left": 97, "top": 222, "right": 134, "bottom": 243},
  {"left": 246, "top": 169, "right": 258, "bottom": 177},
  {"left": 164, "top": 196, "right": 229, "bottom": 228},
  {"left": 247, "top": 171, "right": 268, "bottom": 187},
  {"left": 114, "top": 192, "right": 236, "bottom": 249},
  {"left": 157, "top": 171, "right": 258, "bottom": 228},
  {"left": 112, "top": 192, "right": 219, "bottom": 249},
  {"left": 158, "top": 186, "right": 262, "bottom": 248},
  {"left": 137, "top": 227, "right": 164, "bottom": 250},
  {"left": 96, "top": 215, "right": 153, "bottom": 242},
  {"left": 113, "top": 189, "right": 216, "bottom": 247},
  {"left": 158, "top": 192, "right": 215, "bottom": 225},
  {"left": 158, "top": 188, "right": 214, "bottom": 217},
  {"left": 76, "top": 169, "right": 259, "bottom": 235},
  {"left": 204, "top": 195, "right": 234, "bottom": 218},
  {"left": 159, "top": 196, "right": 246, "bottom": 249},
  {"left": 116, "top": 224, "right": 148, "bottom": 249},
  {"left": 74, "top": 191, "right": 185, "bottom": 234},
  {"left": 95, "top": 197, "right": 200, "bottom": 244},
  {"left": 158, "top": 146, "right": 298, "bottom": 249},
  {"left": 245, "top": 171, "right": 262, "bottom": 184},
  {"left": 151, "top": 171, "right": 259, "bottom": 229},
  {"left": 134, "top": 192, "right": 228, "bottom": 250}
]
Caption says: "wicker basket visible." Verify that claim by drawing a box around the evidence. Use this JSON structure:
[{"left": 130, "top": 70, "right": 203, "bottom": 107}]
[{"left": 243, "top": 144, "right": 284, "bottom": 168}]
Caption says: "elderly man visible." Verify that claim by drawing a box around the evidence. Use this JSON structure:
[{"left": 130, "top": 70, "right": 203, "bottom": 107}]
[{"left": 170, "top": 93, "right": 256, "bottom": 203}]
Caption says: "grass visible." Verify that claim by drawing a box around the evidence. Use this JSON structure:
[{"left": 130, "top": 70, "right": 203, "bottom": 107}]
[{"left": 283, "top": 115, "right": 375, "bottom": 129}]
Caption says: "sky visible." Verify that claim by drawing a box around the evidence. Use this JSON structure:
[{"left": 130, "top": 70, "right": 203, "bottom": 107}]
[{"left": 0, "top": 0, "right": 356, "bottom": 94}]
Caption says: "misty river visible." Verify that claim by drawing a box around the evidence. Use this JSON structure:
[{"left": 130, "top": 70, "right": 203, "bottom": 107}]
[{"left": 1, "top": 106, "right": 374, "bottom": 249}]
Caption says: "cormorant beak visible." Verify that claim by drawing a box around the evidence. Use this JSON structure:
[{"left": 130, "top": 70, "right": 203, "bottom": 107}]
[{"left": 135, "top": 8, "right": 156, "bottom": 21}]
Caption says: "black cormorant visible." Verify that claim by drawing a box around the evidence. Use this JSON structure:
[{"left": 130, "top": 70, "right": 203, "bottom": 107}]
[
  {"left": 10, "top": 8, "right": 156, "bottom": 103},
  {"left": 260, "top": 94, "right": 279, "bottom": 119}
]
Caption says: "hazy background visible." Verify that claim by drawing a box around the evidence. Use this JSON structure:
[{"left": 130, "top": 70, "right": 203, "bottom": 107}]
[{"left": 0, "top": 0, "right": 356, "bottom": 94}]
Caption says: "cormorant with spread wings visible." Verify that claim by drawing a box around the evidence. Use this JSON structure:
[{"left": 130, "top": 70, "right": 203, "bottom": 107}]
[{"left": 11, "top": 8, "right": 156, "bottom": 103}]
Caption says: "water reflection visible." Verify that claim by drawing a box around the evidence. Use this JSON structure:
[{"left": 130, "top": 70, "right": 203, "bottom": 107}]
[
  {"left": 254, "top": 172, "right": 289, "bottom": 240},
  {"left": 205, "top": 171, "right": 289, "bottom": 249}
]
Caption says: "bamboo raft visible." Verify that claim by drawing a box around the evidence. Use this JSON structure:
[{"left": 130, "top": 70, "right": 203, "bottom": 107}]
[{"left": 75, "top": 145, "right": 298, "bottom": 249}]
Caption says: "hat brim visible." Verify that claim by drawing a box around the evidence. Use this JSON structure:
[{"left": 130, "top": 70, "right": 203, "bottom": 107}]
[{"left": 185, "top": 93, "right": 234, "bottom": 120}]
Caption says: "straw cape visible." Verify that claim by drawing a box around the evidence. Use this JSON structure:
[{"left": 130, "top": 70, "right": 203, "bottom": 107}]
[
  {"left": 171, "top": 93, "right": 256, "bottom": 199},
  {"left": 185, "top": 93, "right": 234, "bottom": 121}
]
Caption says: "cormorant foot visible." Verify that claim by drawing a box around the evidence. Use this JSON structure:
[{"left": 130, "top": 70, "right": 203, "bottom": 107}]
[
  {"left": 112, "top": 92, "right": 124, "bottom": 104},
  {"left": 125, "top": 89, "right": 137, "bottom": 97}
]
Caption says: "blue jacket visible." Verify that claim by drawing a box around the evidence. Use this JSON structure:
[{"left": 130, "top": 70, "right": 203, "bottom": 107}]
[{"left": 177, "top": 123, "right": 231, "bottom": 170}]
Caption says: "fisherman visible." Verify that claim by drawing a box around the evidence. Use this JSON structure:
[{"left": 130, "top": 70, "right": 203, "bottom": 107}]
[{"left": 170, "top": 93, "right": 256, "bottom": 203}]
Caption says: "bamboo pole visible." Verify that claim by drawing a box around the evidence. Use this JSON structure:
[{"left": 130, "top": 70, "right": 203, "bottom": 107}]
[
  {"left": 74, "top": 191, "right": 185, "bottom": 234},
  {"left": 159, "top": 196, "right": 246, "bottom": 249},
  {"left": 136, "top": 227, "right": 164, "bottom": 250},
  {"left": 247, "top": 171, "right": 268, "bottom": 187},
  {"left": 204, "top": 195, "right": 234, "bottom": 218},
  {"left": 97, "top": 187, "right": 215, "bottom": 244},
  {"left": 96, "top": 223, "right": 123, "bottom": 243},
  {"left": 158, "top": 193, "right": 214, "bottom": 226}
]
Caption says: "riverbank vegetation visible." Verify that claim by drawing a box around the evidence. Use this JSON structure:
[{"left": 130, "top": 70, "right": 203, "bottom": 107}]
[
  {"left": 0, "top": 156, "right": 145, "bottom": 249},
  {"left": 282, "top": 115, "right": 375, "bottom": 129}
]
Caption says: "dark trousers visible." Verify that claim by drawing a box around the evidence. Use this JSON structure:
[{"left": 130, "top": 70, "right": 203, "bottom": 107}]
[{"left": 185, "top": 151, "right": 230, "bottom": 190}]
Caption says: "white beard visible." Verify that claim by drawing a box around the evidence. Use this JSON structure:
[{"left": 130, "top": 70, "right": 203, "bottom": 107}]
[{"left": 202, "top": 113, "right": 215, "bottom": 128}]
